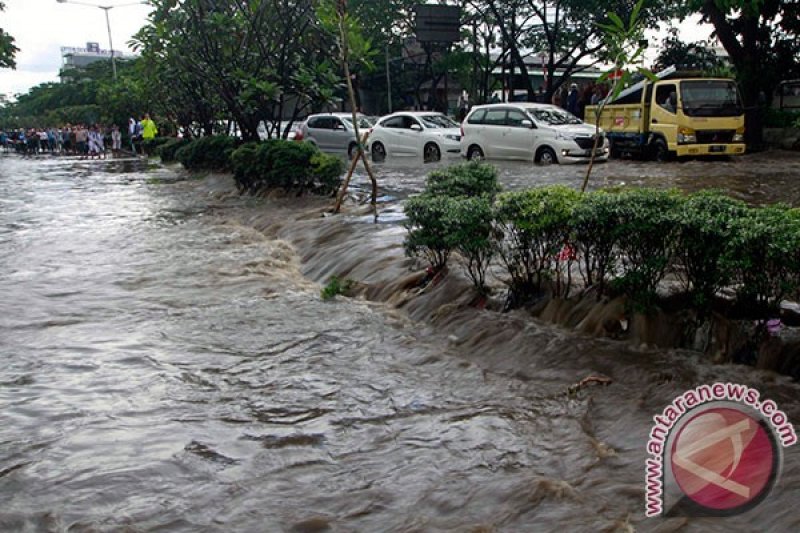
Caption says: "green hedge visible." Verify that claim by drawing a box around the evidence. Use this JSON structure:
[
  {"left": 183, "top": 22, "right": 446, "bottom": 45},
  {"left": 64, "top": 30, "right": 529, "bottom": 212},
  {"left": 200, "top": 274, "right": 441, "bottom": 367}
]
[
  {"left": 141, "top": 136, "right": 171, "bottom": 153},
  {"left": 495, "top": 186, "right": 580, "bottom": 304},
  {"left": 404, "top": 162, "right": 499, "bottom": 294},
  {"left": 404, "top": 166, "right": 800, "bottom": 321},
  {"left": 230, "top": 140, "right": 345, "bottom": 196},
  {"left": 158, "top": 138, "right": 191, "bottom": 162},
  {"left": 175, "top": 135, "right": 240, "bottom": 171}
]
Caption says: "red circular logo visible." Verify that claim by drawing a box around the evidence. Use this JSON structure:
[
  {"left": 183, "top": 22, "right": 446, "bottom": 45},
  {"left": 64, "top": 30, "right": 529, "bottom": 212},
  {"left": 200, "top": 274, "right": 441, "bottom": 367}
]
[{"left": 670, "top": 407, "right": 777, "bottom": 512}]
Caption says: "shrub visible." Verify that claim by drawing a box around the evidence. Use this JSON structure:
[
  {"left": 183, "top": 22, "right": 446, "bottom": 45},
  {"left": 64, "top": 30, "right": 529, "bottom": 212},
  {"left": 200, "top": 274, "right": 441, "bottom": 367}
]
[
  {"left": 723, "top": 205, "right": 800, "bottom": 320},
  {"left": 611, "top": 189, "right": 682, "bottom": 310},
  {"left": 310, "top": 152, "right": 346, "bottom": 196},
  {"left": 571, "top": 191, "right": 623, "bottom": 296},
  {"left": 321, "top": 276, "right": 355, "bottom": 300},
  {"left": 141, "top": 136, "right": 171, "bottom": 153},
  {"left": 674, "top": 191, "right": 747, "bottom": 316},
  {"left": 425, "top": 161, "right": 501, "bottom": 198},
  {"left": 494, "top": 186, "right": 580, "bottom": 305},
  {"left": 230, "top": 141, "right": 265, "bottom": 193},
  {"left": 176, "top": 135, "right": 239, "bottom": 171},
  {"left": 404, "top": 194, "right": 461, "bottom": 271},
  {"left": 230, "top": 140, "right": 344, "bottom": 196},
  {"left": 449, "top": 196, "right": 495, "bottom": 293},
  {"left": 158, "top": 138, "right": 191, "bottom": 163},
  {"left": 268, "top": 141, "right": 319, "bottom": 191},
  {"left": 402, "top": 162, "right": 500, "bottom": 290}
]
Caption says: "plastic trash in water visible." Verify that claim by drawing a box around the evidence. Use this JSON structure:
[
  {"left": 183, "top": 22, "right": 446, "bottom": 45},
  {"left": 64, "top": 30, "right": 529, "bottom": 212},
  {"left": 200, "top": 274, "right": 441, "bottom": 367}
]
[{"left": 767, "top": 319, "right": 783, "bottom": 336}]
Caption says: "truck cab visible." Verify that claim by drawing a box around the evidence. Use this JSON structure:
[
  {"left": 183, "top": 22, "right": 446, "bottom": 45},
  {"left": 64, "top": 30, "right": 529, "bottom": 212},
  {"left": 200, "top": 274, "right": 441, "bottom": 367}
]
[{"left": 587, "top": 75, "right": 746, "bottom": 160}]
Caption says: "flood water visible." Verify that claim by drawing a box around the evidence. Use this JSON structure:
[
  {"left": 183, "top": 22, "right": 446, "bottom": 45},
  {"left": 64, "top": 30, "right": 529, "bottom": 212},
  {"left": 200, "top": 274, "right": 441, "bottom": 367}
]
[
  {"left": 358, "top": 149, "right": 800, "bottom": 207},
  {"left": 1, "top": 153, "right": 799, "bottom": 532}
]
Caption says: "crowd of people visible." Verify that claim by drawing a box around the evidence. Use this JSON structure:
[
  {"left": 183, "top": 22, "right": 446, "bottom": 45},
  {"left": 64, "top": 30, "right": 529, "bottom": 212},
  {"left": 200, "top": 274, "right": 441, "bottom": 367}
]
[{"left": 0, "top": 114, "right": 159, "bottom": 159}]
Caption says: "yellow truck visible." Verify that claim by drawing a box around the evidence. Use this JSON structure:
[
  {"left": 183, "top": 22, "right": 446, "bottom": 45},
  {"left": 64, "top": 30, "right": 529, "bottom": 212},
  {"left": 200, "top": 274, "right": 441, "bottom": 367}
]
[{"left": 585, "top": 69, "right": 746, "bottom": 160}]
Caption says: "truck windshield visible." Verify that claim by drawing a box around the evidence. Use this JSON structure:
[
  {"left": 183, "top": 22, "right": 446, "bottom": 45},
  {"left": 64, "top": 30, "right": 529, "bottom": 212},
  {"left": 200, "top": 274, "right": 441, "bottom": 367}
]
[{"left": 681, "top": 80, "right": 743, "bottom": 117}]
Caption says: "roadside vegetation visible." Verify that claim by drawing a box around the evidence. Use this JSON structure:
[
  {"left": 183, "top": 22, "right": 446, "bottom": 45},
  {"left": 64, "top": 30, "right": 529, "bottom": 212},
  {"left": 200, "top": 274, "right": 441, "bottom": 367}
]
[
  {"left": 404, "top": 163, "right": 800, "bottom": 331},
  {"left": 165, "top": 134, "right": 345, "bottom": 198}
]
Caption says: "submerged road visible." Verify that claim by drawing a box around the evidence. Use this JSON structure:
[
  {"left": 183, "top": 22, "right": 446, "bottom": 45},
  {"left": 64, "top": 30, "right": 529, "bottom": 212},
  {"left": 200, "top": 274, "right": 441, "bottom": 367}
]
[{"left": 1, "top": 153, "right": 799, "bottom": 531}]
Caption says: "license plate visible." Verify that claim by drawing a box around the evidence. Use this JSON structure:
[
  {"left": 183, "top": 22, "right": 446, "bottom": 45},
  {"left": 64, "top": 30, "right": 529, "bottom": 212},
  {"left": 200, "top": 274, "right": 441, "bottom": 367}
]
[{"left": 709, "top": 145, "right": 725, "bottom": 153}]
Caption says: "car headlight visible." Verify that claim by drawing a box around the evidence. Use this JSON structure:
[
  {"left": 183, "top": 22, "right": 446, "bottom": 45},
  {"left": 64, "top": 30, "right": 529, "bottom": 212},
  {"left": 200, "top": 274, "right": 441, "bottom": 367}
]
[
  {"left": 677, "top": 127, "right": 696, "bottom": 144},
  {"left": 444, "top": 134, "right": 461, "bottom": 142},
  {"left": 734, "top": 127, "right": 745, "bottom": 143},
  {"left": 556, "top": 131, "right": 577, "bottom": 141}
]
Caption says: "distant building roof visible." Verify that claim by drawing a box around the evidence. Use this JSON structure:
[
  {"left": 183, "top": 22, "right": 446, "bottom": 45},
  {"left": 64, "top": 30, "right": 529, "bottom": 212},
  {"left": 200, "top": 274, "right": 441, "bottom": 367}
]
[{"left": 61, "top": 42, "right": 132, "bottom": 70}]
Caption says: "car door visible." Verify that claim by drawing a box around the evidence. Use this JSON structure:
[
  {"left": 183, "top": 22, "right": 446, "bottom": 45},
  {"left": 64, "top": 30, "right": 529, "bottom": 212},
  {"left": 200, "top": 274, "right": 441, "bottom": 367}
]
[
  {"left": 505, "top": 108, "right": 537, "bottom": 160},
  {"left": 330, "top": 117, "right": 351, "bottom": 153},
  {"left": 306, "top": 116, "right": 330, "bottom": 150},
  {"left": 463, "top": 108, "right": 486, "bottom": 151},
  {"left": 481, "top": 108, "right": 511, "bottom": 158},
  {"left": 377, "top": 116, "right": 406, "bottom": 156},
  {"left": 403, "top": 116, "right": 426, "bottom": 156}
]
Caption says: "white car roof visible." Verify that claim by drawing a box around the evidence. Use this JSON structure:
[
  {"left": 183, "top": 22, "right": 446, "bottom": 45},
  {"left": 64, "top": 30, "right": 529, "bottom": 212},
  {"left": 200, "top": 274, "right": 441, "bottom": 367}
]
[
  {"left": 381, "top": 111, "right": 447, "bottom": 118},
  {"left": 471, "top": 103, "right": 564, "bottom": 112},
  {"left": 306, "top": 112, "right": 367, "bottom": 119}
]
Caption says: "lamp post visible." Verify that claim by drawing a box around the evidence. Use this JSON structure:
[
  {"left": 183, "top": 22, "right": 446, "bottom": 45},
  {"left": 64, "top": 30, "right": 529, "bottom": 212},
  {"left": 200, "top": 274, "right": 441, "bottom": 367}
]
[{"left": 56, "top": 0, "right": 146, "bottom": 81}]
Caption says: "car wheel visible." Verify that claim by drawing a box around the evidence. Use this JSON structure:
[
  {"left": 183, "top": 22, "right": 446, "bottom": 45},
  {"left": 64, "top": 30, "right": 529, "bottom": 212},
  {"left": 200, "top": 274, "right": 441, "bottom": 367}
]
[
  {"left": 371, "top": 141, "right": 386, "bottom": 162},
  {"left": 536, "top": 146, "right": 557, "bottom": 165},
  {"left": 467, "top": 145, "right": 484, "bottom": 161},
  {"left": 652, "top": 138, "right": 670, "bottom": 162},
  {"left": 423, "top": 143, "right": 441, "bottom": 163},
  {"left": 348, "top": 142, "right": 358, "bottom": 160}
]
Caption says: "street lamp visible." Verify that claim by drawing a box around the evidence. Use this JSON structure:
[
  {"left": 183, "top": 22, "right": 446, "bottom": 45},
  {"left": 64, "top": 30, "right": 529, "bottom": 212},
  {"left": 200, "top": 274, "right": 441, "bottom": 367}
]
[{"left": 56, "top": 0, "right": 146, "bottom": 81}]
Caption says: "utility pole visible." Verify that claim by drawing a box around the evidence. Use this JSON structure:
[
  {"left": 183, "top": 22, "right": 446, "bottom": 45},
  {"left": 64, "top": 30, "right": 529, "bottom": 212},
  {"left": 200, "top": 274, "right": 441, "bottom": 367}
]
[
  {"left": 386, "top": 43, "right": 392, "bottom": 113},
  {"left": 56, "top": 0, "right": 147, "bottom": 82}
]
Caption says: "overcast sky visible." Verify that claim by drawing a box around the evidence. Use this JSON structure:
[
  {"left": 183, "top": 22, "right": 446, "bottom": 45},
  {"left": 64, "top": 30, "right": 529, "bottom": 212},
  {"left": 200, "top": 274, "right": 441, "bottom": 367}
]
[
  {"left": 0, "top": 0, "right": 153, "bottom": 98},
  {"left": 0, "top": 1, "right": 714, "bottom": 99}
]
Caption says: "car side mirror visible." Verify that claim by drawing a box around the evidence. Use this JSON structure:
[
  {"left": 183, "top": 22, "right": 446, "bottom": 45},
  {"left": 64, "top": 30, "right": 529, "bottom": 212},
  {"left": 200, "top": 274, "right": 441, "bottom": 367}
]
[
  {"left": 410, "top": 123, "right": 422, "bottom": 132},
  {"left": 669, "top": 93, "right": 677, "bottom": 108},
  {"left": 333, "top": 123, "right": 345, "bottom": 131},
  {"left": 522, "top": 119, "right": 535, "bottom": 129}
]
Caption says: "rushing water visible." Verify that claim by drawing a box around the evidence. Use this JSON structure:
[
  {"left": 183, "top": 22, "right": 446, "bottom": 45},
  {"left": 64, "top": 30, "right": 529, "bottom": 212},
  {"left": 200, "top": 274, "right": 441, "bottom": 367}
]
[{"left": 1, "top": 154, "right": 799, "bottom": 532}]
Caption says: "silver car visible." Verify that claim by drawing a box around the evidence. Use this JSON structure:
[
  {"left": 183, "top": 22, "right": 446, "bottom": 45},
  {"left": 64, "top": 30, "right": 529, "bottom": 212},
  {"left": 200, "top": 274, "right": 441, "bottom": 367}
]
[{"left": 297, "top": 113, "right": 373, "bottom": 158}]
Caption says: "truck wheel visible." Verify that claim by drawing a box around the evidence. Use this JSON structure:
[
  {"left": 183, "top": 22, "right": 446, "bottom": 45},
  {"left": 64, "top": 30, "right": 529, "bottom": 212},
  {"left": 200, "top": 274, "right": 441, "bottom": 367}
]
[
  {"left": 652, "top": 139, "right": 670, "bottom": 162},
  {"left": 536, "top": 146, "right": 557, "bottom": 165}
]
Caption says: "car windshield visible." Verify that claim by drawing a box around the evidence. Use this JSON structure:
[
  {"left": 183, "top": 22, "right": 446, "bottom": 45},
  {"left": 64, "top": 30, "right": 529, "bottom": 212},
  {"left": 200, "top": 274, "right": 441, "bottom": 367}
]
[
  {"left": 526, "top": 107, "right": 583, "bottom": 125},
  {"left": 680, "top": 80, "right": 743, "bottom": 117},
  {"left": 342, "top": 116, "right": 373, "bottom": 129},
  {"left": 419, "top": 114, "right": 459, "bottom": 129}
]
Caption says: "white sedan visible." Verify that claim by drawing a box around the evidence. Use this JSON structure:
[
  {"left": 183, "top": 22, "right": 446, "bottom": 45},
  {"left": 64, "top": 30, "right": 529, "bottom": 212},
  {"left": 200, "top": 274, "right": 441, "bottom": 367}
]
[{"left": 368, "top": 112, "right": 462, "bottom": 163}]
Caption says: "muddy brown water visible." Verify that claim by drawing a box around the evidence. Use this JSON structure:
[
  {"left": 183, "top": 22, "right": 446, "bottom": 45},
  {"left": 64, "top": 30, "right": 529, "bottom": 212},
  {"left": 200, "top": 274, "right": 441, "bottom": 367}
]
[
  {"left": 1, "top": 153, "right": 799, "bottom": 532},
  {"left": 354, "top": 150, "right": 800, "bottom": 207}
]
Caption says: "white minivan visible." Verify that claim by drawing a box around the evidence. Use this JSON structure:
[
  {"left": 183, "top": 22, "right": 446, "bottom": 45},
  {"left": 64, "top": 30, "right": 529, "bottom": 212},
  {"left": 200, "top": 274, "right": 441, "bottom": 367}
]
[{"left": 460, "top": 103, "right": 609, "bottom": 164}]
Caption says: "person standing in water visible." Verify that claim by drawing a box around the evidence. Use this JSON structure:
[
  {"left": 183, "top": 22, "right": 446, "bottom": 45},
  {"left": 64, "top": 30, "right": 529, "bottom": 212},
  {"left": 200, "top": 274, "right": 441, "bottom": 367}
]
[
  {"left": 111, "top": 125, "right": 122, "bottom": 157},
  {"left": 140, "top": 114, "right": 158, "bottom": 155}
]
